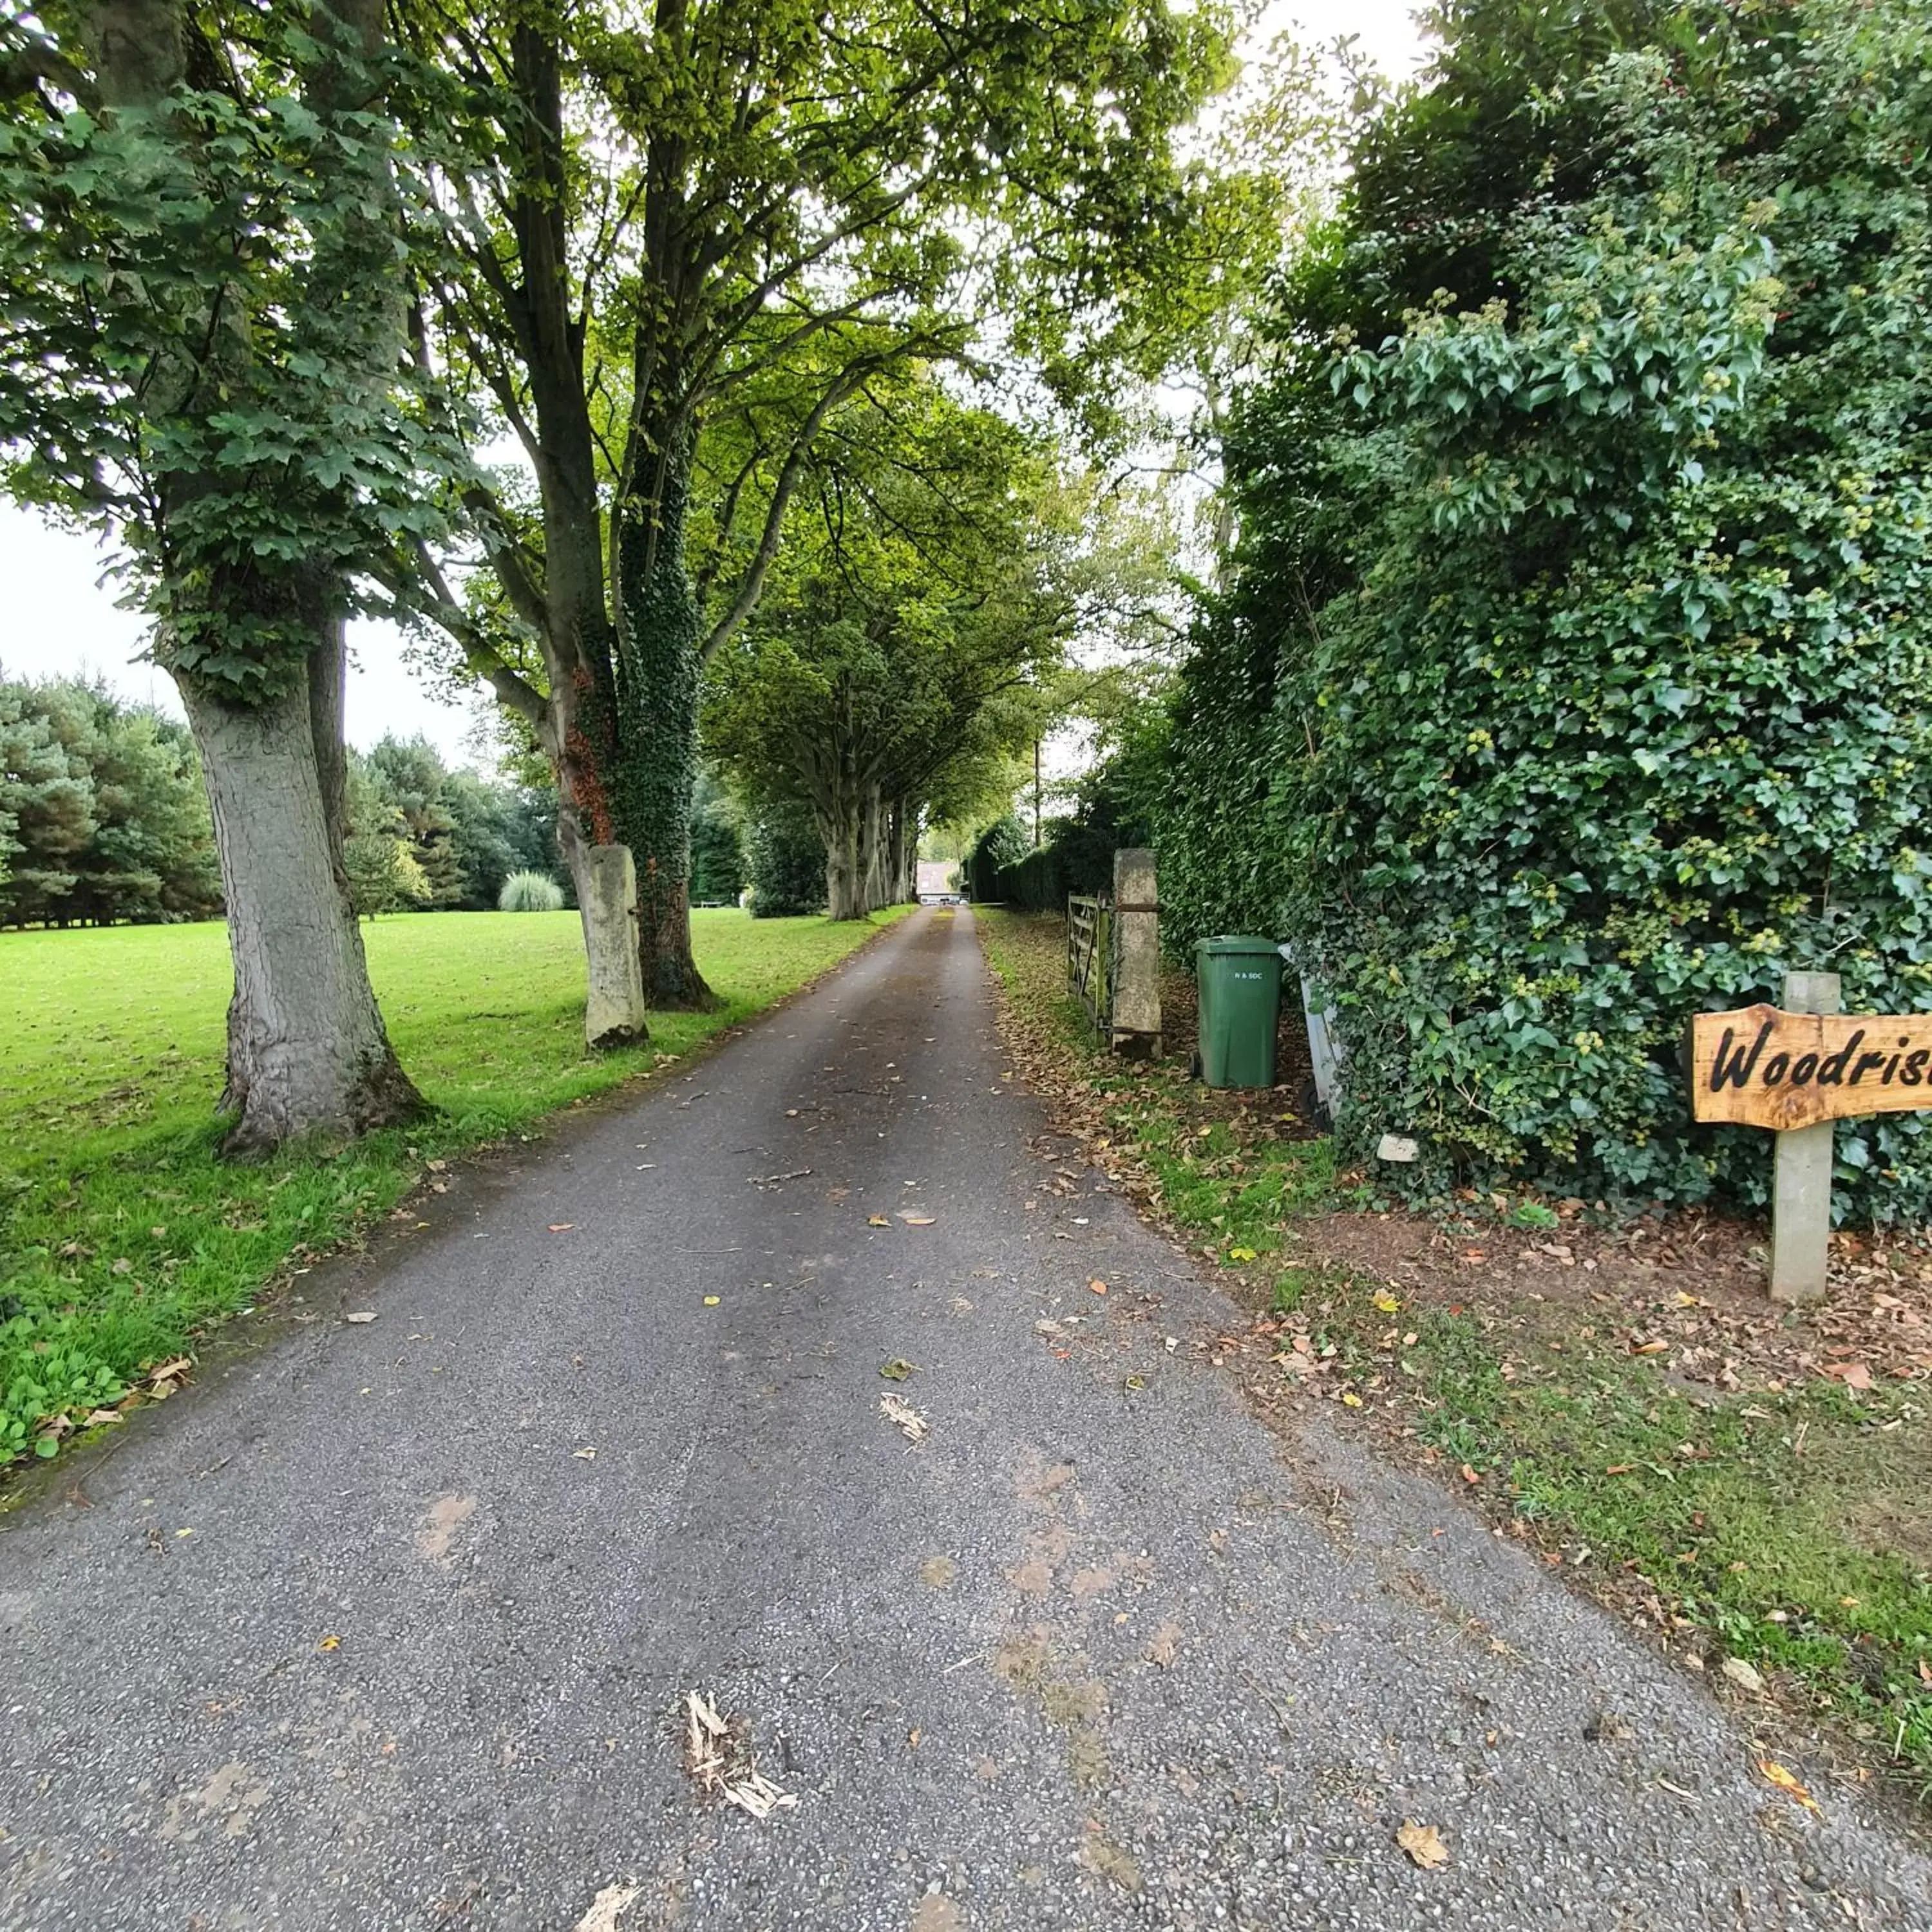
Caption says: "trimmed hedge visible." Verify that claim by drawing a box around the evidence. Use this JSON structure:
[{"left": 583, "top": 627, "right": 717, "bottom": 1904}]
[{"left": 1152, "top": 0, "right": 1932, "bottom": 1223}]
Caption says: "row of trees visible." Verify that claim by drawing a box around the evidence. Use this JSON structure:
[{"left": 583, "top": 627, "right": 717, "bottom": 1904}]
[
  {"left": 0, "top": 672, "right": 565, "bottom": 929},
  {"left": 0, "top": 0, "right": 1258, "bottom": 1152},
  {"left": 342, "top": 737, "right": 561, "bottom": 918},
  {"left": 704, "top": 377, "right": 1088, "bottom": 919},
  {"left": 1063, "top": 0, "right": 1932, "bottom": 1222}
]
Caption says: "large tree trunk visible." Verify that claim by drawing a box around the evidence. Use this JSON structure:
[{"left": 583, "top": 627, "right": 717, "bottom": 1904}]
[
  {"left": 885, "top": 799, "right": 911, "bottom": 905},
  {"left": 614, "top": 419, "right": 715, "bottom": 1009},
  {"left": 822, "top": 803, "right": 867, "bottom": 922},
  {"left": 188, "top": 609, "right": 422, "bottom": 1157},
  {"left": 545, "top": 656, "right": 650, "bottom": 1048},
  {"left": 86, "top": 0, "right": 424, "bottom": 1156},
  {"left": 857, "top": 783, "right": 886, "bottom": 914}
]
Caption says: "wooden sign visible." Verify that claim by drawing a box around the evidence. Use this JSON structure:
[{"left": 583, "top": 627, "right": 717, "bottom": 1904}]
[{"left": 1689, "top": 1003, "right": 1932, "bottom": 1132}]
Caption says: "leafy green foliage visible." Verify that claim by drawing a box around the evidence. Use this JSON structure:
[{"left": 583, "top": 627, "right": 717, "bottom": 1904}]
[
  {"left": 689, "top": 773, "right": 746, "bottom": 905},
  {"left": 746, "top": 801, "right": 827, "bottom": 918},
  {"left": 343, "top": 755, "right": 427, "bottom": 918},
  {"left": 0, "top": 7, "right": 462, "bottom": 701},
  {"left": 705, "top": 378, "right": 1075, "bottom": 913},
  {"left": 1153, "top": 0, "right": 1932, "bottom": 1220},
  {"left": 966, "top": 816, "right": 1030, "bottom": 902}
]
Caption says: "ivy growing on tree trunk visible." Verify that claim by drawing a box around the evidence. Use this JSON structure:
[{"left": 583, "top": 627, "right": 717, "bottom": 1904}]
[{"left": 397, "top": 0, "right": 1238, "bottom": 1012}]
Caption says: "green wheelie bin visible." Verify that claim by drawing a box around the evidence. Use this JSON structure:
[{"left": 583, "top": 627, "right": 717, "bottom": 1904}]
[{"left": 1194, "top": 936, "right": 1285, "bottom": 1088}]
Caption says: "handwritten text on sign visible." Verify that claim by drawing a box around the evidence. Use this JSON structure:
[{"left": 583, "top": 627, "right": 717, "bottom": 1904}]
[{"left": 1689, "top": 1005, "right": 1932, "bottom": 1130}]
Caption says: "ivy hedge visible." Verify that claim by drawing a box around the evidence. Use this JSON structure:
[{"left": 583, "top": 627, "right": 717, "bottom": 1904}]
[
  {"left": 1150, "top": 0, "right": 1932, "bottom": 1222},
  {"left": 965, "top": 811, "right": 1119, "bottom": 909}
]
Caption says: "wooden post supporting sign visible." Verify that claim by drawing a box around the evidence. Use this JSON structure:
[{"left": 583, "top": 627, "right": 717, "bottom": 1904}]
[
  {"left": 1687, "top": 971, "right": 1932, "bottom": 1305},
  {"left": 1769, "top": 972, "right": 1839, "bottom": 1306}
]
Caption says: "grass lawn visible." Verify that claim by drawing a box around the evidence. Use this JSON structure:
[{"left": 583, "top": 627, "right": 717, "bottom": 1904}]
[
  {"left": 978, "top": 907, "right": 1932, "bottom": 1805},
  {"left": 1, "top": 905, "right": 909, "bottom": 1470}
]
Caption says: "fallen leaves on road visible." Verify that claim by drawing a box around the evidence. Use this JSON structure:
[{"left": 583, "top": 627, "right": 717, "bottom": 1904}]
[
  {"left": 683, "top": 1690, "right": 798, "bottom": 1819},
  {"left": 317, "top": 1633, "right": 341, "bottom": 1651},
  {"left": 343, "top": 1311, "right": 378, "bottom": 1325},
  {"left": 1395, "top": 1821, "right": 1450, "bottom": 1870},
  {"left": 878, "top": 1358, "right": 920, "bottom": 1381},
  {"left": 867, "top": 1214, "right": 891, "bottom": 1227},
  {"left": 1088, "top": 1278, "right": 1108, "bottom": 1296},
  {"left": 1757, "top": 1759, "right": 1821, "bottom": 1812},
  {"left": 880, "top": 1394, "right": 928, "bottom": 1442},
  {"left": 573, "top": 1448, "right": 596, "bottom": 1461},
  {"left": 899, "top": 1211, "right": 937, "bottom": 1226},
  {"left": 149, "top": 1356, "right": 192, "bottom": 1386},
  {"left": 547, "top": 1224, "right": 574, "bottom": 1233},
  {"left": 571, "top": 1883, "right": 639, "bottom": 1932},
  {"left": 703, "top": 1296, "right": 721, "bottom": 1307}
]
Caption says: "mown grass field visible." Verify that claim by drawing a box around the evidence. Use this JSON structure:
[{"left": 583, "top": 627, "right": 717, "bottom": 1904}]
[
  {"left": 978, "top": 907, "right": 1932, "bottom": 1804},
  {"left": 1, "top": 906, "right": 908, "bottom": 1469}
]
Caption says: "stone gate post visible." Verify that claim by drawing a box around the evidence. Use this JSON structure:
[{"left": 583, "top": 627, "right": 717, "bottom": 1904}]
[{"left": 1110, "top": 848, "right": 1160, "bottom": 1059}]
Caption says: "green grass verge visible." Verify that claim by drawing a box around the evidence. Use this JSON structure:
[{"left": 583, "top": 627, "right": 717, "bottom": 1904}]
[
  {"left": 1, "top": 904, "right": 911, "bottom": 1468},
  {"left": 978, "top": 907, "right": 1932, "bottom": 1801}
]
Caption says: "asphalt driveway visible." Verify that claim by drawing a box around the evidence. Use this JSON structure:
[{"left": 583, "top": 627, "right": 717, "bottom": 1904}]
[{"left": 2, "top": 909, "right": 1925, "bottom": 1930}]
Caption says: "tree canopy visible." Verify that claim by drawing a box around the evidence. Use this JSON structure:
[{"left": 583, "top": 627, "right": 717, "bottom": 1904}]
[{"left": 704, "top": 375, "right": 1078, "bottom": 917}]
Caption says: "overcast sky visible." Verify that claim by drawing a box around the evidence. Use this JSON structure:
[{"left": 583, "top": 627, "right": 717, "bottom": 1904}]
[{"left": 0, "top": 1, "right": 1430, "bottom": 772}]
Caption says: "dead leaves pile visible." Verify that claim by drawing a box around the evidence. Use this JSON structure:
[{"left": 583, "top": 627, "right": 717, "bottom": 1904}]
[
  {"left": 682, "top": 1691, "right": 797, "bottom": 1821},
  {"left": 1618, "top": 1246, "right": 1932, "bottom": 1397},
  {"left": 1314, "top": 1208, "right": 1932, "bottom": 1401}
]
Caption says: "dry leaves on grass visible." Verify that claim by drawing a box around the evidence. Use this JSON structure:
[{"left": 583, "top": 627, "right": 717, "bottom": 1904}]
[
  {"left": 880, "top": 1393, "right": 928, "bottom": 1442},
  {"left": 683, "top": 1691, "right": 797, "bottom": 1819},
  {"left": 1312, "top": 1208, "right": 1932, "bottom": 1399},
  {"left": 1395, "top": 1820, "right": 1450, "bottom": 1870}
]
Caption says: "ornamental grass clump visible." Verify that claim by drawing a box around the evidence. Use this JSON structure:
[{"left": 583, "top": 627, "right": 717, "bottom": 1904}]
[{"left": 498, "top": 871, "right": 565, "bottom": 913}]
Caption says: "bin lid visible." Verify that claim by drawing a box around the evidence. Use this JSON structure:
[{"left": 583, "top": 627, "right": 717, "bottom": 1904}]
[{"left": 1195, "top": 934, "right": 1283, "bottom": 956}]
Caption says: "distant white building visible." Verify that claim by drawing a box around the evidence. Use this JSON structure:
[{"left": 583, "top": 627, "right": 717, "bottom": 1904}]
[{"left": 916, "top": 860, "right": 955, "bottom": 898}]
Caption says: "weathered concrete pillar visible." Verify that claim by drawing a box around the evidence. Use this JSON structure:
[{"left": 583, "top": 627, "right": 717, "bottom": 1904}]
[
  {"left": 1110, "top": 847, "right": 1160, "bottom": 1059},
  {"left": 582, "top": 844, "right": 649, "bottom": 1050},
  {"left": 1770, "top": 969, "right": 1840, "bottom": 1306}
]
